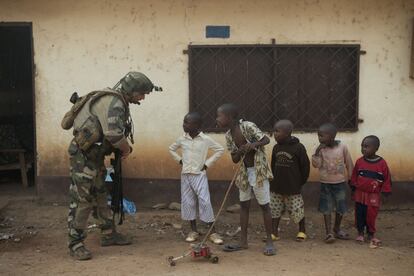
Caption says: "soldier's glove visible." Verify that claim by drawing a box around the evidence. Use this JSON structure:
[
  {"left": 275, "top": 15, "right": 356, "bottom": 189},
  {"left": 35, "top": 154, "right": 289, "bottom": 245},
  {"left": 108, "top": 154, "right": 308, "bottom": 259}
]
[{"left": 118, "top": 139, "right": 132, "bottom": 159}]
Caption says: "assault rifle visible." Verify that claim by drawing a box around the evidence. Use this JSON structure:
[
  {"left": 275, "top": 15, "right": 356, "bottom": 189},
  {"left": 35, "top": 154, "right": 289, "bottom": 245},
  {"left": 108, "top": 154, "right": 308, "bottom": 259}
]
[{"left": 110, "top": 149, "right": 124, "bottom": 225}]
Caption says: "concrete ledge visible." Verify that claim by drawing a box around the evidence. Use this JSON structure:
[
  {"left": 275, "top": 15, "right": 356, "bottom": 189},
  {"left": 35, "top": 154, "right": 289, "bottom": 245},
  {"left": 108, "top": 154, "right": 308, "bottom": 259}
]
[{"left": 37, "top": 176, "right": 414, "bottom": 209}]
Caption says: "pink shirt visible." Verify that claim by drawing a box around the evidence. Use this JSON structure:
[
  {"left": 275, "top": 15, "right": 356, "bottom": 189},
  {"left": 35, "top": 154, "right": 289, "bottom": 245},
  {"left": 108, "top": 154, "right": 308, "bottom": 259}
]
[{"left": 312, "top": 142, "right": 353, "bottom": 184}]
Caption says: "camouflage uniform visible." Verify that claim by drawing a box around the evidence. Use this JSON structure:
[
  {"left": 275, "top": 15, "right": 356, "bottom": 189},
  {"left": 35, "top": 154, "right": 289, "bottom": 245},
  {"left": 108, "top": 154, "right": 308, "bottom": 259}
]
[
  {"left": 64, "top": 72, "right": 158, "bottom": 257},
  {"left": 67, "top": 92, "right": 130, "bottom": 250}
]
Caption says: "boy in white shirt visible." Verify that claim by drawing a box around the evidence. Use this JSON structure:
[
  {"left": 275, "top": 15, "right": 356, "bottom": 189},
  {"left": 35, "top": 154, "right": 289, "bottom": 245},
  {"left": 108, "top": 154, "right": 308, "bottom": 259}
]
[{"left": 169, "top": 112, "right": 224, "bottom": 244}]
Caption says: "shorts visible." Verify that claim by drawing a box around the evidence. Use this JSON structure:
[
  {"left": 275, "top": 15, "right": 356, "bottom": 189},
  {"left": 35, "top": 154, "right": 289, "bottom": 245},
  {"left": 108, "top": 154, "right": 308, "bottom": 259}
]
[
  {"left": 239, "top": 167, "right": 270, "bottom": 205},
  {"left": 318, "top": 182, "right": 347, "bottom": 215},
  {"left": 270, "top": 193, "right": 305, "bottom": 224},
  {"left": 181, "top": 172, "right": 215, "bottom": 223}
]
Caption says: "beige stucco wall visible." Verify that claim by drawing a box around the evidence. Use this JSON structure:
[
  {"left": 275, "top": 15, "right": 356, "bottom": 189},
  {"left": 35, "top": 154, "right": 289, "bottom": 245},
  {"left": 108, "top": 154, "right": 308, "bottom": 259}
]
[{"left": 1, "top": 0, "right": 413, "bottom": 181}]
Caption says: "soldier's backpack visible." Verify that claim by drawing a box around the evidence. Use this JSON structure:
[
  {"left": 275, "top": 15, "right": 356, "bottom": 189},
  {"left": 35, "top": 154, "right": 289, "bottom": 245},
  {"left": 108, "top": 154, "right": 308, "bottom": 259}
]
[{"left": 61, "top": 89, "right": 129, "bottom": 151}]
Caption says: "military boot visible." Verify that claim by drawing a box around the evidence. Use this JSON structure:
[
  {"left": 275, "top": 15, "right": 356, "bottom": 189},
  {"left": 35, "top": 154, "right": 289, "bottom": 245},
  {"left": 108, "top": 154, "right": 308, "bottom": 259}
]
[
  {"left": 70, "top": 243, "right": 92, "bottom": 261},
  {"left": 101, "top": 231, "right": 132, "bottom": 247}
]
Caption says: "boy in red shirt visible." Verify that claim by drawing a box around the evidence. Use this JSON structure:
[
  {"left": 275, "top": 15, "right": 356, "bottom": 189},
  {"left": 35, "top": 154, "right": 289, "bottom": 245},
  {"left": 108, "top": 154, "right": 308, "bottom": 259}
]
[{"left": 350, "top": 135, "right": 391, "bottom": 248}]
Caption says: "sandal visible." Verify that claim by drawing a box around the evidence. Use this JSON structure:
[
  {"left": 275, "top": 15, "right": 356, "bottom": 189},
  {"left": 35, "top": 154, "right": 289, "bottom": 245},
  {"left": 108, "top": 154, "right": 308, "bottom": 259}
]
[
  {"left": 369, "top": 238, "right": 382, "bottom": 249},
  {"left": 223, "top": 244, "right": 247, "bottom": 252},
  {"left": 324, "top": 233, "right": 336, "bottom": 244},
  {"left": 263, "top": 244, "right": 277, "bottom": 256},
  {"left": 355, "top": 235, "right": 365, "bottom": 243},
  {"left": 296, "top": 232, "right": 307, "bottom": 242},
  {"left": 334, "top": 230, "right": 350, "bottom": 240},
  {"left": 261, "top": 234, "right": 280, "bottom": 242}
]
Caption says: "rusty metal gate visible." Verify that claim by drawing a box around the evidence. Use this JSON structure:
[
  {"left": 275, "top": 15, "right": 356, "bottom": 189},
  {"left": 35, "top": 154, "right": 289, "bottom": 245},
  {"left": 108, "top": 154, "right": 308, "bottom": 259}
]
[{"left": 188, "top": 44, "right": 360, "bottom": 132}]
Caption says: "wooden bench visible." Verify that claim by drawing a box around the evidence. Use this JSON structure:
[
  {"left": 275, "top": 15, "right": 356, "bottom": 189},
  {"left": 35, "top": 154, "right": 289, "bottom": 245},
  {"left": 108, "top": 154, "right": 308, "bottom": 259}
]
[{"left": 0, "top": 149, "right": 32, "bottom": 187}]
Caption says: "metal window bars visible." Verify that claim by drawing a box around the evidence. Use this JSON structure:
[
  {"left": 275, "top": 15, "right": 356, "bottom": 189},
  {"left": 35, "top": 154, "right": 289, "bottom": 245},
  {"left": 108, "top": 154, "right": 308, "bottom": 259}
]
[{"left": 189, "top": 44, "right": 360, "bottom": 132}]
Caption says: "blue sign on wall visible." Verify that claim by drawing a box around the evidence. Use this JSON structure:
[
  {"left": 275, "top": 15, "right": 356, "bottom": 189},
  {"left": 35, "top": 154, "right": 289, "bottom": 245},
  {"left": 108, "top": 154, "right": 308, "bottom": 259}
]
[{"left": 206, "top": 26, "right": 230, "bottom": 38}]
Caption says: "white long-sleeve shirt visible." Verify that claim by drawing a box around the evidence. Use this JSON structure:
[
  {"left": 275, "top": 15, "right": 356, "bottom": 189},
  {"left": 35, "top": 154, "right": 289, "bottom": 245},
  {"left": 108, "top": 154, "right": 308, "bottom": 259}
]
[{"left": 169, "top": 132, "right": 224, "bottom": 174}]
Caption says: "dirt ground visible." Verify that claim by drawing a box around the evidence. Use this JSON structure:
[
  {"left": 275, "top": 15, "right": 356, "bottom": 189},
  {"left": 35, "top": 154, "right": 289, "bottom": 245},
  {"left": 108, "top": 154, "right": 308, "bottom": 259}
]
[{"left": 0, "top": 195, "right": 413, "bottom": 276}]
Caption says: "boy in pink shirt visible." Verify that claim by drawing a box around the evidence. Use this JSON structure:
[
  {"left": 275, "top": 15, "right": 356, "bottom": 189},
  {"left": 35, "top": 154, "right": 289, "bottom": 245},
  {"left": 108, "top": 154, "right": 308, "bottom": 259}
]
[{"left": 312, "top": 123, "right": 353, "bottom": 243}]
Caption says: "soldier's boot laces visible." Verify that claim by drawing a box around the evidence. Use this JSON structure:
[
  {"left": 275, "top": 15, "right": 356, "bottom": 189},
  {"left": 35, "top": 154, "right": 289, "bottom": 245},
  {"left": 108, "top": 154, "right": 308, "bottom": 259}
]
[
  {"left": 101, "top": 232, "right": 132, "bottom": 247},
  {"left": 70, "top": 243, "right": 92, "bottom": 261}
]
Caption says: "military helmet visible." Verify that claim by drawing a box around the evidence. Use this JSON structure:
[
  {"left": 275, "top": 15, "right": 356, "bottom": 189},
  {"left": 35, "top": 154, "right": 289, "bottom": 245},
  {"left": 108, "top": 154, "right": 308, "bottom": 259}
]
[{"left": 117, "top": 71, "right": 159, "bottom": 94}]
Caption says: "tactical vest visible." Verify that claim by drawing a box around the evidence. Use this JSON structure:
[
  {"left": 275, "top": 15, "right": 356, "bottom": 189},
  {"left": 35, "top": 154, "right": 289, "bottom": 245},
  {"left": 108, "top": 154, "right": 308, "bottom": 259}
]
[{"left": 61, "top": 89, "right": 130, "bottom": 151}]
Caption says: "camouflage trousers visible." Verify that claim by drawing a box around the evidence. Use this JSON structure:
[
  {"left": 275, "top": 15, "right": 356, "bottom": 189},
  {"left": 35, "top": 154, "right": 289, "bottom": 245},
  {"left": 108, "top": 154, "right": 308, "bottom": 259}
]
[{"left": 67, "top": 140, "right": 114, "bottom": 249}]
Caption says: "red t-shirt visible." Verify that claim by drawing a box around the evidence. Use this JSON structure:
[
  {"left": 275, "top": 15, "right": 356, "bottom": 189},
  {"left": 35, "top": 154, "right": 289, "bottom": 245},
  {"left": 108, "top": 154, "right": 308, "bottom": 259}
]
[{"left": 350, "top": 157, "right": 392, "bottom": 207}]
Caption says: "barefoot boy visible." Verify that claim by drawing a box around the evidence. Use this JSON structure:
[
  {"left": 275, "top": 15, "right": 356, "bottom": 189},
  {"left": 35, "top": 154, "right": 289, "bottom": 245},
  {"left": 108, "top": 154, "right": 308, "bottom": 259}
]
[
  {"left": 270, "top": 120, "right": 310, "bottom": 242},
  {"left": 312, "top": 123, "right": 353, "bottom": 243},
  {"left": 216, "top": 103, "right": 276, "bottom": 256},
  {"left": 169, "top": 112, "right": 224, "bottom": 244},
  {"left": 350, "top": 135, "right": 391, "bottom": 248}
]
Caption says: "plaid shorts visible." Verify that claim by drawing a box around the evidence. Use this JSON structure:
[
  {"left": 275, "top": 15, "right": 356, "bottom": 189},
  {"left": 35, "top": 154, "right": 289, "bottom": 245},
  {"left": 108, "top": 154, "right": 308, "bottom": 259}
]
[{"left": 269, "top": 193, "right": 305, "bottom": 224}]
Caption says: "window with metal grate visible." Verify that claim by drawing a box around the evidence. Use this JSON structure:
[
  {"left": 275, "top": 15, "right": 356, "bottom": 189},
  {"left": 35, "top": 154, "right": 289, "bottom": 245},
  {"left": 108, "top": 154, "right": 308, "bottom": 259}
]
[{"left": 188, "top": 44, "right": 360, "bottom": 132}]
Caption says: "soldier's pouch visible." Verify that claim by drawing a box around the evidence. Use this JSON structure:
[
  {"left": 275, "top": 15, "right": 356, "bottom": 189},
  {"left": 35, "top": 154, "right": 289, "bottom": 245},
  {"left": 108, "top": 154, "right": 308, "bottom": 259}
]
[
  {"left": 73, "top": 166, "right": 98, "bottom": 183},
  {"left": 61, "top": 110, "right": 75, "bottom": 130},
  {"left": 68, "top": 141, "right": 79, "bottom": 155},
  {"left": 73, "top": 116, "right": 102, "bottom": 151}
]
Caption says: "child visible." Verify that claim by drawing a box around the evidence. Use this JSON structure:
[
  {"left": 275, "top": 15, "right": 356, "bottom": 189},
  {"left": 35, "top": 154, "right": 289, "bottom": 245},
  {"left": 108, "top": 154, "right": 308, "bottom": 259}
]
[
  {"left": 312, "top": 123, "right": 353, "bottom": 243},
  {"left": 169, "top": 112, "right": 224, "bottom": 244},
  {"left": 216, "top": 103, "right": 276, "bottom": 256},
  {"left": 270, "top": 120, "right": 310, "bottom": 242},
  {"left": 350, "top": 135, "right": 391, "bottom": 248}
]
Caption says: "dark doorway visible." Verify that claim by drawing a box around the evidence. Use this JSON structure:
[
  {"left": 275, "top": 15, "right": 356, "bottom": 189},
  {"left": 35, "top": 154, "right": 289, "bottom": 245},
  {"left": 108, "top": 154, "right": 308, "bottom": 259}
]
[{"left": 0, "top": 23, "right": 35, "bottom": 188}]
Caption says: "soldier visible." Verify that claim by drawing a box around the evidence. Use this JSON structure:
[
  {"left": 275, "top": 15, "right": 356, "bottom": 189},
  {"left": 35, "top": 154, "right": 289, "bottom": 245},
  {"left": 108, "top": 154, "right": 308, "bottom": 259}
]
[{"left": 62, "top": 72, "right": 159, "bottom": 260}]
